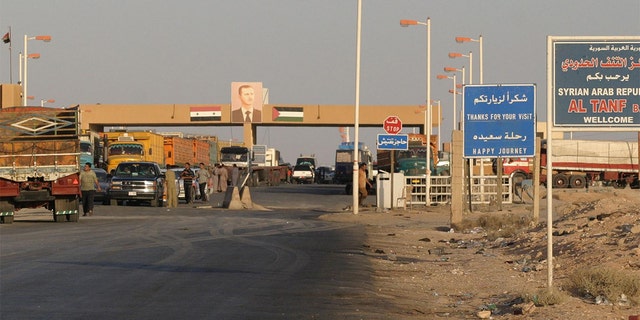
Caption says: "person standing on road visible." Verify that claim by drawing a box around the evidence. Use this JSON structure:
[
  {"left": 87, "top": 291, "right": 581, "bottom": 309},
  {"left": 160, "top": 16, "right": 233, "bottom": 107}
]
[
  {"left": 79, "top": 162, "right": 101, "bottom": 216},
  {"left": 180, "top": 163, "right": 195, "bottom": 204},
  {"left": 165, "top": 168, "right": 178, "bottom": 208},
  {"left": 196, "top": 162, "right": 211, "bottom": 202},
  {"left": 358, "top": 162, "right": 372, "bottom": 207},
  {"left": 218, "top": 163, "right": 229, "bottom": 192},
  {"left": 231, "top": 164, "right": 240, "bottom": 187},
  {"left": 211, "top": 164, "right": 219, "bottom": 193}
]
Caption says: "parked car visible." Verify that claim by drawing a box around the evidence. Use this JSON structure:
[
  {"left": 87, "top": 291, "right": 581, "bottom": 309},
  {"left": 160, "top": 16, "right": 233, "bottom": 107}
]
[
  {"left": 292, "top": 164, "right": 315, "bottom": 184},
  {"left": 169, "top": 168, "right": 200, "bottom": 203},
  {"left": 93, "top": 168, "right": 110, "bottom": 205},
  {"left": 315, "top": 166, "right": 335, "bottom": 184},
  {"left": 108, "top": 162, "right": 165, "bottom": 207}
]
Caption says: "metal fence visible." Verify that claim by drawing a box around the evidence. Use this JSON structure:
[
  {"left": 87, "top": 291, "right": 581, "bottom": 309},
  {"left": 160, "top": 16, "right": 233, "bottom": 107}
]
[{"left": 403, "top": 174, "right": 513, "bottom": 206}]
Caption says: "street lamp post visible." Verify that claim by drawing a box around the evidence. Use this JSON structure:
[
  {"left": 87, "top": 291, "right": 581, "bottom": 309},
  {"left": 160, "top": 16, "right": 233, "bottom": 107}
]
[
  {"left": 448, "top": 51, "right": 472, "bottom": 84},
  {"left": 431, "top": 99, "right": 441, "bottom": 149},
  {"left": 23, "top": 34, "right": 52, "bottom": 106},
  {"left": 41, "top": 99, "right": 55, "bottom": 107},
  {"left": 444, "top": 66, "right": 465, "bottom": 86},
  {"left": 456, "top": 35, "right": 483, "bottom": 84},
  {"left": 400, "top": 17, "right": 431, "bottom": 206},
  {"left": 437, "top": 74, "right": 457, "bottom": 130}
]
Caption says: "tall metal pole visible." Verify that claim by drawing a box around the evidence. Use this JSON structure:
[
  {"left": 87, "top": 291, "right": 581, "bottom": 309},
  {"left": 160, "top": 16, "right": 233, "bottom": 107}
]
[
  {"left": 468, "top": 51, "right": 473, "bottom": 85},
  {"left": 425, "top": 17, "right": 431, "bottom": 207},
  {"left": 436, "top": 100, "right": 441, "bottom": 149},
  {"left": 479, "top": 35, "right": 483, "bottom": 84},
  {"left": 23, "top": 34, "right": 28, "bottom": 106},
  {"left": 452, "top": 75, "right": 457, "bottom": 130},
  {"left": 352, "top": 0, "right": 362, "bottom": 214}
]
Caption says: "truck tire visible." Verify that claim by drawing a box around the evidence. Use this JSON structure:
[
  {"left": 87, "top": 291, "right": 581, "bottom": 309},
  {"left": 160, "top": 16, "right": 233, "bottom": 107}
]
[
  {"left": 1, "top": 215, "right": 14, "bottom": 224},
  {"left": 66, "top": 198, "right": 80, "bottom": 222},
  {"left": 613, "top": 180, "right": 627, "bottom": 189},
  {"left": 54, "top": 213, "right": 66, "bottom": 222},
  {"left": 569, "top": 175, "right": 586, "bottom": 189},
  {"left": 552, "top": 174, "right": 569, "bottom": 188},
  {"left": 0, "top": 201, "right": 14, "bottom": 224},
  {"left": 150, "top": 193, "right": 163, "bottom": 207},
  {"left": 53, "top": 198, "right": 77, "bottom": 222}
]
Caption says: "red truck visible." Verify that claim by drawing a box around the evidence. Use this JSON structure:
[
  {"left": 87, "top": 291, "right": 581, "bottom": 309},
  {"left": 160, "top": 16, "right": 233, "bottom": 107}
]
[
  {"left": 0, "top": 106, "right": 81, "bottom": 224},
  {"left": 498, "top": 139, "right": 639, "bottom": 189}
]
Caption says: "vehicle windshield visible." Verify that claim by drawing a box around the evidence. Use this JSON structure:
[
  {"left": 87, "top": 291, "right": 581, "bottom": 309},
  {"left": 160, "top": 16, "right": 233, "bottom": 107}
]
[
  {"left": 94, "top": 170, "right": 108, "bottom": 182},
  {"left": 397, "top": 147, "right": 427, "bottom": 160},
  {"left": 115, "top": 164, "right": 158, "bottom": 178},
  {"left": 220, "top": 152, "right": 248, "bottom": 162},
  {"left": 80, "top": 142, "right": 93, "bottom": 153},
  {"left": 108, "top": 144, "right": 143, "bottom": 156}
]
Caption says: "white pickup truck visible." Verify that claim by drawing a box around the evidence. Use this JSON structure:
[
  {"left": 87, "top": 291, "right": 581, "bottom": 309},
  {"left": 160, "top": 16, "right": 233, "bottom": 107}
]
[{"left": 292, "top": 164, "right": 315, "bottom": 184}]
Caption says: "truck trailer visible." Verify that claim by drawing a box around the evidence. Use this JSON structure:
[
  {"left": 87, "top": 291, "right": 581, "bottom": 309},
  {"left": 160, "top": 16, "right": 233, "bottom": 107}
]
[
  {"left": 541, "top": 139, "right": 639, "bottom": 189},
  {"left": 498, "top": 139, "right": 639, "bottom": 189},
  {"left": 0, "top": 106, "right": 81, "bottom": 224}
]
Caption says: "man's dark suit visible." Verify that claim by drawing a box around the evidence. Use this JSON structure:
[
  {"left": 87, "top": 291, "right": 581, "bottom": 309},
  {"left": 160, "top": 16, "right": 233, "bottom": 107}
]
[{"left": 231, "top": 108, "right": 262, "bottom": 123}]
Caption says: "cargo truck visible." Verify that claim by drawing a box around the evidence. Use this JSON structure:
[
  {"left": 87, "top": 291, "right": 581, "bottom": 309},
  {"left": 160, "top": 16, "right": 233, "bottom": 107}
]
[
  {"left": 333, "top": 142, "right": 373, "bottom": 194},
  {"left": 103, "top": 131, "right": 165, "bottom": 172},
  {"left": 376, "top": 133, "right": 441, "bottom": 176},
  {"left": 219, "top": 145, "right": 288, "bottom": 187},
  {"left": 164, "top": 136, "right": 194, "bottom": 167},
  {"left": 497, "top": 139, "right": 639, "bottom": 189},
  {"left": 0, "top": 106, "right": 81, "bottom": 224}
]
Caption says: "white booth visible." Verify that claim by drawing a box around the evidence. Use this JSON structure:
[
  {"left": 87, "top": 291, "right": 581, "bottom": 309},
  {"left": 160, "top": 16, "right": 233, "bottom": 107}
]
[{"left": 376, "top": 171, "right": 405, "bottom": 209}]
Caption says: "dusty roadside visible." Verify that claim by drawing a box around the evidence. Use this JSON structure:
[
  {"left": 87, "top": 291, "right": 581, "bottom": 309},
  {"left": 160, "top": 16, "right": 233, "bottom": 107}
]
[{"left": 320, "top": 188, "right": 640, "bottom": 319}]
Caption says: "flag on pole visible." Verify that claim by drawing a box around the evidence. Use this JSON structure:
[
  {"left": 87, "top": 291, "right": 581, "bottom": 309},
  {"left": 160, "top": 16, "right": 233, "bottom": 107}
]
[{"left": 2, "top": 32, "right": 9, "bottom": 44}]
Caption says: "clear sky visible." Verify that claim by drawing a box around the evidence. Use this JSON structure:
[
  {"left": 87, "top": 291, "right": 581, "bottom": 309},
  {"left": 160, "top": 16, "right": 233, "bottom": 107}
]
[{"left": 1, "top": 1, "right": 639, "bottom": 166}]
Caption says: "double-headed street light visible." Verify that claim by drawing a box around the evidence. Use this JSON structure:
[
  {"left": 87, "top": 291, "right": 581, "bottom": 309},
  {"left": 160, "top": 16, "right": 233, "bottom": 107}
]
[
  {"left": 448, "top": 51, "right": 472, "bottom": 84},
  {"left": 456, "top": 35, "right": 483, "bottom": 84},
  {"left": 41, "top": 99, "right": 55, "bottom": 107},
  {"left": 444, "top": 66, "right": 465, "bottom": 86},
  {"left": 23, "top": 34, "right": 52, "bottom": 106},
  {"left": 400, "top": 17, "right": 432, "bottom": 206},
  {"left": 437, "top": 74, "right": 457, "bottom": 130}
]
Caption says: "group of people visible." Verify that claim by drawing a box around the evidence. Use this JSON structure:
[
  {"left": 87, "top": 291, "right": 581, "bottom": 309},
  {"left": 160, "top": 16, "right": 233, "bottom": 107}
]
[
  {"left": 164, "top": 162, "right": 242, "bottom": 208},
  {"left": 78, "top": 161, "right": 244, "bottom": 214}
]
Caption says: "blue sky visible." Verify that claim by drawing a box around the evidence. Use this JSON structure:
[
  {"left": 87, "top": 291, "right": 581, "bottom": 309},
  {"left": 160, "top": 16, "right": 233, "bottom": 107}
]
[{"left": 1, "top": 1, "right": 639, "bottom": 165}]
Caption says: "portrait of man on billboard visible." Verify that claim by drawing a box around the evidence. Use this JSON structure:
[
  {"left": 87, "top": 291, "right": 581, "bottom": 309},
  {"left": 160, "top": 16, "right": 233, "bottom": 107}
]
[{"left": 231, "top": 82, "right": 263, "bottom": 123}]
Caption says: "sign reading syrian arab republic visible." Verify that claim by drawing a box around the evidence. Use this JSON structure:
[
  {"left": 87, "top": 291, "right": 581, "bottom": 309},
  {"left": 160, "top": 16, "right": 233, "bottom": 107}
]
[{"left": 553, "top": 38, "right": 640, "bottom": 127}]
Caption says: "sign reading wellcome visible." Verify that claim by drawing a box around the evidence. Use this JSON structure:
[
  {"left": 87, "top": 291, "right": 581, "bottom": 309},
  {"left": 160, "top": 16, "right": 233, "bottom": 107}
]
[{"left": 553, "top": 39, "right": 640, "bottom": 127}]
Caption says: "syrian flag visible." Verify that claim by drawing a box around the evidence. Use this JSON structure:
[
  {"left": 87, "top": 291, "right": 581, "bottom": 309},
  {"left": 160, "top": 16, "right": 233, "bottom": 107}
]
[
  {"left": 2, "top": 32, "right": 9, "bottom": 44},
  {"left": 272, "top": 106, "right": 303, "bottom": 122},
  {"left": 190, "top": 106, "right": 221, "bottom": 121}
]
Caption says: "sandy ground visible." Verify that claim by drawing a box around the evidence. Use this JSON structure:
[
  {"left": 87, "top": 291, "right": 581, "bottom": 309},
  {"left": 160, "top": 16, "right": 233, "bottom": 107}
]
[{"left": 321, "top": 187, "right": 640, "bottom": 319}]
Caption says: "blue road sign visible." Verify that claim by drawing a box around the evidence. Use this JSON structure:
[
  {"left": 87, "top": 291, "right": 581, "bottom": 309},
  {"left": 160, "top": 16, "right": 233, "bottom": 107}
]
[
  {"left": 377, "top": 134, "right": 409, "bottom": 150},
  {"left": 553, "top": 40, "right": 640, "bottom": 127},
  {"left": 463, "top": 84, "right": 536, "bottom": 158}
]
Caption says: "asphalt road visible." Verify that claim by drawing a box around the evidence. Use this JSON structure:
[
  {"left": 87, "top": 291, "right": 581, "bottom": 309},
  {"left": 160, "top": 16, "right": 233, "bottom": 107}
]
[{"left": 0, "top": 184, "right": 395, "bottom": 320}]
